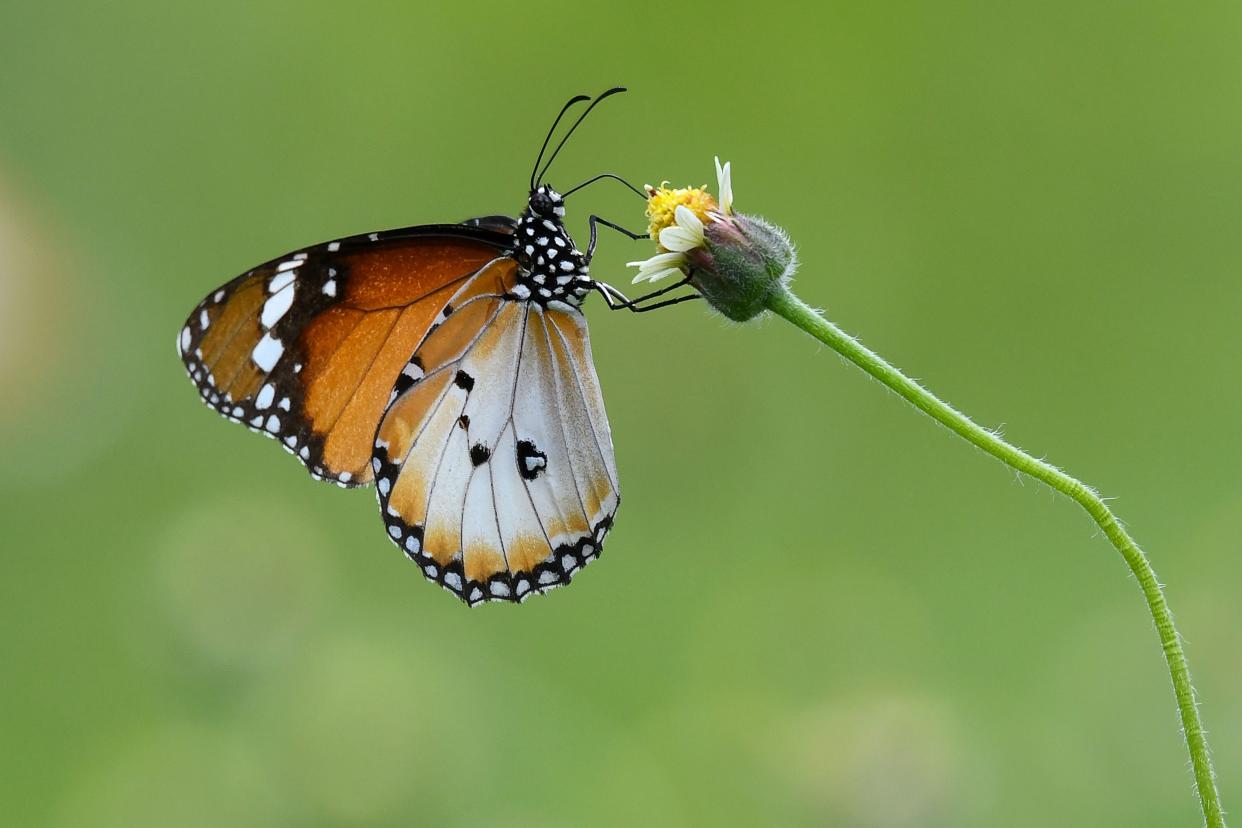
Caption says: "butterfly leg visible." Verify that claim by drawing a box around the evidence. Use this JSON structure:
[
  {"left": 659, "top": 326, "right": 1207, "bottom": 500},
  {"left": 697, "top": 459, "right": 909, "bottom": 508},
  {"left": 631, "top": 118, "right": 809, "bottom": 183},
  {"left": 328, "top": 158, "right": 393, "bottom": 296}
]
[
  {"left": 592, "top": 278, "right": 702, "bottom": 313},
  {"left": 586, "top": 215, "right": 649, "bottom": 263}
]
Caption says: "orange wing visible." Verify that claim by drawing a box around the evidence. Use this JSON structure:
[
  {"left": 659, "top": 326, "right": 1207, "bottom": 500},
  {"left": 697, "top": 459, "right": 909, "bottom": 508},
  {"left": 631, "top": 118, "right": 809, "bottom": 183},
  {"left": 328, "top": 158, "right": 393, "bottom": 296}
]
[{"left": 177, "top": 225, "right": 515, "bottom": 487}]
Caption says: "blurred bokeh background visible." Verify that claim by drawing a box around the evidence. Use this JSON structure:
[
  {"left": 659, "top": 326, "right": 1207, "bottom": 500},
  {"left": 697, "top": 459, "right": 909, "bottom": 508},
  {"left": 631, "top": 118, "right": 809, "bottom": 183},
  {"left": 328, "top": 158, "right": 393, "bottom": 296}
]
[{"left": 2, "top": 2, "right": 1240, "bottom": 825}]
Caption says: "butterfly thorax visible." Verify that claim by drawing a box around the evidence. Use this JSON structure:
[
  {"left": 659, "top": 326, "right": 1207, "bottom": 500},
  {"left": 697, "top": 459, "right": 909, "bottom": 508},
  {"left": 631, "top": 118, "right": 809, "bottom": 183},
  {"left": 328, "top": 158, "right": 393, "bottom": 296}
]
[{"left": 510, "top": 185, "right": 591, "bottom": 307}]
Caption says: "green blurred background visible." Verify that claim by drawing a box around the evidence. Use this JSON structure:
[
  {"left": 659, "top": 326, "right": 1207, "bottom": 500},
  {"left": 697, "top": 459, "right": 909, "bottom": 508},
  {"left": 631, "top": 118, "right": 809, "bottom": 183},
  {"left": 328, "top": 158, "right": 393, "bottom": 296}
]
[{"left": 2, "top": 1, "right": 1239, "bottom": 825}]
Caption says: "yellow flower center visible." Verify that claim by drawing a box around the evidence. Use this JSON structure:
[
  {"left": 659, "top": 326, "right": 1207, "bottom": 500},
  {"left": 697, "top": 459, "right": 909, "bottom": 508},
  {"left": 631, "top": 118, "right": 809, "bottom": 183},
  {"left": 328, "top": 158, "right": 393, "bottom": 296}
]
[{"left": 644, "top": 183, "right": 718, "bottom": 239}]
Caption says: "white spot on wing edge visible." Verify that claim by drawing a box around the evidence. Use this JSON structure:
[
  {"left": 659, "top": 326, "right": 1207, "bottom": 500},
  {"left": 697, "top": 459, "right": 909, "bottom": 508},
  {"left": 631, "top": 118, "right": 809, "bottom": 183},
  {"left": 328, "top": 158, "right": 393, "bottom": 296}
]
[
  {"left": 199, "top": 309, "right": 210, "bottom": 329},
  {"left": 178, "top": 326, "right": 190, "bottom": 354},
  {"left": 255, "top": 384, "right": 275, "bottom": 409},
  {"left": 327, "top": 241, "right": 340, "bottom": 252}
]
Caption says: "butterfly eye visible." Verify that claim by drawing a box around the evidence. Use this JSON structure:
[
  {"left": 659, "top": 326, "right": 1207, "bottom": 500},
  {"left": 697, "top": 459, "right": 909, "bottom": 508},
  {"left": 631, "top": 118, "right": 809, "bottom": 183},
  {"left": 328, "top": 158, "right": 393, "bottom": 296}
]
[{"left": 529, "top": 189, "right": 555, "bottom": 216}]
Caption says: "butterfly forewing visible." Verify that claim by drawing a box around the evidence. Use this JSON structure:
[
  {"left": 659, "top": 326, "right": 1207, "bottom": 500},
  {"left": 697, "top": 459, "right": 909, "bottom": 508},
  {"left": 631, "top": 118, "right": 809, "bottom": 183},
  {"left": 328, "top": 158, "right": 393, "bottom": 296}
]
[
  {"left": 177, "top": 227, "right": 511, "bottom": 486},
  {"left": 373, "top": 266, "right": 620, "bottom": 605}
]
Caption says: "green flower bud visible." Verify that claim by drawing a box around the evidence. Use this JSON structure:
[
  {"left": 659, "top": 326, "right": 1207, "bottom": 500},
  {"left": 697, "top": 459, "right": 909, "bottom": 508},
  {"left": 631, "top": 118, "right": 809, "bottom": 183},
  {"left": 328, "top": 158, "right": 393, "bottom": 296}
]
[{"left": 690, "top": 213, "right": 798, "bottom": 322}]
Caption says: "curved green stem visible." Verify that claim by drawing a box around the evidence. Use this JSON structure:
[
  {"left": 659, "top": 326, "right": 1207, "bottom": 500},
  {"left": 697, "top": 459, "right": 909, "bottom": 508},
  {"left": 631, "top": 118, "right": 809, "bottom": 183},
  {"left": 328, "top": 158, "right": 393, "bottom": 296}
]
[{"left": 765, "top": 287, "right": 1225, "bottom": 827}]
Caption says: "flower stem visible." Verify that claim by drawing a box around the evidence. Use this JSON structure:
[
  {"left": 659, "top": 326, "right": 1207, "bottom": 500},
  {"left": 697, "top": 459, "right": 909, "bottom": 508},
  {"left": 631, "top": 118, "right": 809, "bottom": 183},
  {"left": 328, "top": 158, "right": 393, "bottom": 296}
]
[{"left": 765, "top": 287, "right": 1225, "bottom": 827}]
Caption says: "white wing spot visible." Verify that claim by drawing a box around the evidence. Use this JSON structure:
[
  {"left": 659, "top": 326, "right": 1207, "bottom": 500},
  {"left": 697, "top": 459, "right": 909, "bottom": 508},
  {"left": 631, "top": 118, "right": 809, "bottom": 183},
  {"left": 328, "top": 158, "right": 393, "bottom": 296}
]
[
  {"left": 388, "top": 524, "right": 402, "bottom": 540},
  {"left": 276, "top": 259, "right": 301, "bottom": 273},
  {"left": 269, "top": 270, "right": 296, "bottom": 293},
  {"left": 377, "top": 477, "right": 391, "bottom": 496},
  {"left": 405, "top": 536, "right": 420, "bottom": 554},
  {"left": 322, "top": 279, "right": 337, "bottom": 297},
  {"left": 261, "top": 284, "right": 295, "bottom": 328},
  {"left": 252, "top": 333, "right": 284, "bottom": 372},
  {"left": 278, "top": 397, "right": 290, "bottom": 411},
  {"left": 327, "top": 241, "right": 340, "bottom": 252},
  {"left": 339, "top": 471, "right": 352, "bottom": 483},
  {"left": 255, "top": 384, "right": 275, "bottom": 409},
  {"left": 444, "top": 572, "right": 463, "bottom": 592},
  {"left": 199, "top": 309, "right": 210, "bottom": 329},
  {"left": 179, "top": 326, "right": 191, "bottom": 354},
  {"left": 265, "top": 414, "right": 280, "bottom": 433}
]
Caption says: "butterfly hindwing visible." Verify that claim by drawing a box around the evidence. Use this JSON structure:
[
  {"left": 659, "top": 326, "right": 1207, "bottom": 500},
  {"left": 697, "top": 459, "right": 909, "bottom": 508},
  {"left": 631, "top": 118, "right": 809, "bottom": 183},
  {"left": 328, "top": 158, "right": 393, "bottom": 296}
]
[
  {"left": 372, "top": 266, "right": 620, "bottom": 605},
  {"left": 177, "top": 226, "right": 512, "bottom": 487}
]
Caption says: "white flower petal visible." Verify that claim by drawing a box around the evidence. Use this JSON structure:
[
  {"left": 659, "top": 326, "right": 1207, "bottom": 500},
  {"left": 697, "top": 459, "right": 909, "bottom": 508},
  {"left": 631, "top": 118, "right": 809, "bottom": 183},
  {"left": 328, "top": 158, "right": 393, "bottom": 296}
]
[
  {"left": 627, "top": 250, "right": 687, "bottom": 284},
  {"left": 673, "top": 204, "right": 704, "bottom": 235},
  {"left": 715, "top": 156, "right": 733, "bottom": 215},
  {"left": 632, "top": 266, "right": 685, "bottom": 284},
  {"left": 625, "top": 251, "right": 683, "bottom": 269},
  {"left": 659, "top": 225, "right": 702, "bottom": 252}
]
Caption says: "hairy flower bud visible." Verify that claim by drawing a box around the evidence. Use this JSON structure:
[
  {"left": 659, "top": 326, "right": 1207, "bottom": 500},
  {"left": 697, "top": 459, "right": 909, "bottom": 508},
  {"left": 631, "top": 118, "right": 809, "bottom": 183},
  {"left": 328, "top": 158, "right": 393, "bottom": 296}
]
[{"left": 690, "top": 213, "right": 797, "bottom": 322}]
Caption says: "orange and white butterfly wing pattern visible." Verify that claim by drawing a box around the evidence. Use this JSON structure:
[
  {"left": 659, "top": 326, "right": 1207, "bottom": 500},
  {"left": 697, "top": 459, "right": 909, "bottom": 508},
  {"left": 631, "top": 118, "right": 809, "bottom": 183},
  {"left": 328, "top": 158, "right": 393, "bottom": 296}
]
[
  {"left": 372, "top": 265, "right": 619, "bottom": 605},
  {"left": 176, "top": 228, "right": 511, "bottom": 487}
]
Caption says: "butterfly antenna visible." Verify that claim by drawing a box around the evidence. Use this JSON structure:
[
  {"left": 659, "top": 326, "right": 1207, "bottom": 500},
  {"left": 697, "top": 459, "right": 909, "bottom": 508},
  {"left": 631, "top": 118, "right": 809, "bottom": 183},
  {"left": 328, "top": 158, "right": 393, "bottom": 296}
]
[
  {"left": 531, "top": 94, "right": 591, "bottom": 192},
  {"left": 536, "top": 86, "right": 627, "bottom": 187}
]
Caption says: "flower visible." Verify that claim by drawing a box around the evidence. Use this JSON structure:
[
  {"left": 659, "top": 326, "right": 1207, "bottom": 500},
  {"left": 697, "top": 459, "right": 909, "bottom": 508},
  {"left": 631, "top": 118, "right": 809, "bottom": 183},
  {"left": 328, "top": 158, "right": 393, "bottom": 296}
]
[
  {"left": 628, "top": 156, "right": 734, "bottom": 284},
  {"left": 627, "top": 156, "right": 798, "bottom": 322}
]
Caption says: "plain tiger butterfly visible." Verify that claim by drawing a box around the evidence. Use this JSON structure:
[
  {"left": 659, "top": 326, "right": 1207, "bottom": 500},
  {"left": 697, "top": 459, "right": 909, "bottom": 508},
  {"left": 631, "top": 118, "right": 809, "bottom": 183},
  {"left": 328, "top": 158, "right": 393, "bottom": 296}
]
[{"left": 176, "top": 88, "right": 698, "bottom": 605}]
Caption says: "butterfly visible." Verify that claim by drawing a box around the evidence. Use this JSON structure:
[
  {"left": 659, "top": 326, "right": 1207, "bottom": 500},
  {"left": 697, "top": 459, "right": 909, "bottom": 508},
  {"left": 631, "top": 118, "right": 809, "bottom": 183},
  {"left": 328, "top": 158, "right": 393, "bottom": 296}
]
[{"left": 177, "top": 88, "right": 699, "bottom": 606}]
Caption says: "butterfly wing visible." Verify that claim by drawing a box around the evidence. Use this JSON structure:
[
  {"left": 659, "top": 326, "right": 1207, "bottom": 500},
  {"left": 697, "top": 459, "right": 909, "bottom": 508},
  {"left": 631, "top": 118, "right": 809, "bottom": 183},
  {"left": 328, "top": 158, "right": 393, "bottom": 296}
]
[
  {"left": 372, "top": 268, "right": 620, "bottom": 605},
  {"left": 177, "top": 225, "right": 513, "bottom": 487}
]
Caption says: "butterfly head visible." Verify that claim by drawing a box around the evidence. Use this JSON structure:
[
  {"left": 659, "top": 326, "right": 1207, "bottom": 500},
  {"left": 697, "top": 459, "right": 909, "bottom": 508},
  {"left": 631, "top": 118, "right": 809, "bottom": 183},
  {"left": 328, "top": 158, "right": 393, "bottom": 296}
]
[{"left": 527, "top": 185, "right": 566, "bottom": 219}]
